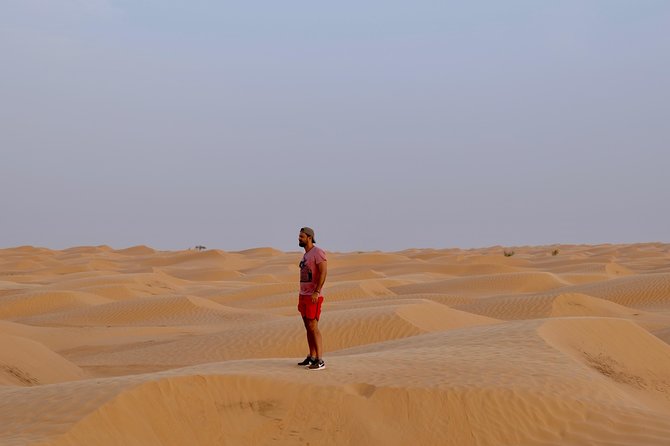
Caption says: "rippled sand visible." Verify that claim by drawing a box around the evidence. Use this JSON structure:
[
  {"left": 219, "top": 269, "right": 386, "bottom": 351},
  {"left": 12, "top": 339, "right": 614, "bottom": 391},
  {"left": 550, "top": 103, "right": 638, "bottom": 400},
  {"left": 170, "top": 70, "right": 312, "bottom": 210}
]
[{"left": 1, "top": 243, "right": 670, "bottom": 445}]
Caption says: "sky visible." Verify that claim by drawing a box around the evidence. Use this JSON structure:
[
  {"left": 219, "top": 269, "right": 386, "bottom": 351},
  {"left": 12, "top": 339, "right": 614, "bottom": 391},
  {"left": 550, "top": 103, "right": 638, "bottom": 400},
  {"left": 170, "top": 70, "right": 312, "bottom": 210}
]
[{"left": 1, "top": 1, "right": 669, "bottom": 252}]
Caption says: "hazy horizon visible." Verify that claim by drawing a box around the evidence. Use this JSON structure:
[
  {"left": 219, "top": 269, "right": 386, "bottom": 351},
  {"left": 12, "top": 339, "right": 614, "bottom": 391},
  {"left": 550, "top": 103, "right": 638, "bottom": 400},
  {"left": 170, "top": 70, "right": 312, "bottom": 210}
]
[
  {"left": 3, "top": 241, "right": 669, "bottom": 256},
  {"left": 2, "top": 1, "right": 669, "bottom": 252}
]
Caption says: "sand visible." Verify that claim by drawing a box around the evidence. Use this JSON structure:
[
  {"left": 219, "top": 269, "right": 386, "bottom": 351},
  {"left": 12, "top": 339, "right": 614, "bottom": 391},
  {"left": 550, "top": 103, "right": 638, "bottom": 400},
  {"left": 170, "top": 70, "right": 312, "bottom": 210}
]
[{"left": 1, "top": 243, "right": 670, "bottom": 445}]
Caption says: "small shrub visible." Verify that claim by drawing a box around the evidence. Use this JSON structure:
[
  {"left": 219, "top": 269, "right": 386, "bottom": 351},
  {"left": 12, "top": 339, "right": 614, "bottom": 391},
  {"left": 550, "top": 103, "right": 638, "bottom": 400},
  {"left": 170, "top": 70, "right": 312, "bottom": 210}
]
[
  {"left": 552, "top": 249, "right": 559, "bottom": 256},
  {"left": 503, "top": 250, "right": 515, "bottom": 257}
]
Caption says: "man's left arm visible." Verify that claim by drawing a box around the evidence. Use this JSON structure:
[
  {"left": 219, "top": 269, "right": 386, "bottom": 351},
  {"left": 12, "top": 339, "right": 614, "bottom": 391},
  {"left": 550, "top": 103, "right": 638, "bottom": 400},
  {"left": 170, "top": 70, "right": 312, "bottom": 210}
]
[{"left": 312, "top": 261, "right": 328, "bottom": 303}]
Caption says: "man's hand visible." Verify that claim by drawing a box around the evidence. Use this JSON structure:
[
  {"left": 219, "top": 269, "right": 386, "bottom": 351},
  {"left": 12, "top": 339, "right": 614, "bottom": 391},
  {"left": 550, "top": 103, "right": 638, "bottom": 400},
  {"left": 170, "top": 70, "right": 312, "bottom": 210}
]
[{"left": 312, "top": 261, "right": 327, "bottom": 304}]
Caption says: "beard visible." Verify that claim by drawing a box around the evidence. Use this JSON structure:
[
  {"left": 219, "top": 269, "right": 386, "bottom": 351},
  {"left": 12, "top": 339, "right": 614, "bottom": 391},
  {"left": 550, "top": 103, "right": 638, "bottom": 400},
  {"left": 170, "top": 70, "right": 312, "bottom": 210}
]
[{"left": 298, "top": 241, "right": 306, "bottom": 247}]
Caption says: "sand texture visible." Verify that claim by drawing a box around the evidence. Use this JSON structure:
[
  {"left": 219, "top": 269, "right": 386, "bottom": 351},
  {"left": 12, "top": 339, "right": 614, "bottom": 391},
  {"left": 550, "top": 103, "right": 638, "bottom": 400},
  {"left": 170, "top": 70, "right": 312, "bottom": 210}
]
[{"left": 1, "top": 243, "right": 670, "bottom": 445}]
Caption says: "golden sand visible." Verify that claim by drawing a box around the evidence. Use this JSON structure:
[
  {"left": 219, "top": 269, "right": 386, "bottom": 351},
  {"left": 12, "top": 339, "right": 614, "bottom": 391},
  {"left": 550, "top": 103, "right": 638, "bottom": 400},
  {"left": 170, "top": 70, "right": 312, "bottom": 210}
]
[{"left": 1, "top": 243, "right": 670, "bottom": 445}]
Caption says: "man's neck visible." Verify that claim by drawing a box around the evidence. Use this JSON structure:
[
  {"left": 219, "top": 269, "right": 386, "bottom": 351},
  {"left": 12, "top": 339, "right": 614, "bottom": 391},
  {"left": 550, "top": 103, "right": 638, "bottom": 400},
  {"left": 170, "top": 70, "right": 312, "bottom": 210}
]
[{"left": 304, "top": 243, "right": 314, "bottom": 253}]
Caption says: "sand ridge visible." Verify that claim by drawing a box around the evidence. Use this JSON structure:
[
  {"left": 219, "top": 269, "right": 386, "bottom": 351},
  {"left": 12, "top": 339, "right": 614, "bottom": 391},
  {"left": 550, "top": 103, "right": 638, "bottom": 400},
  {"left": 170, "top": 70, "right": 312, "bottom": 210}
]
[{"left": 1, "top": 243, "right": 670, "bottom": 445}]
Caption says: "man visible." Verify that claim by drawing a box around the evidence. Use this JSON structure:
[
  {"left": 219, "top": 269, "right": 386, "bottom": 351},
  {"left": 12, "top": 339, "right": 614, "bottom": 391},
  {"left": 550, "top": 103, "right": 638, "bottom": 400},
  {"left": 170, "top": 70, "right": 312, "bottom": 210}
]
[{"left": 297, "top": 227, "right": 327, "bottom": 370}]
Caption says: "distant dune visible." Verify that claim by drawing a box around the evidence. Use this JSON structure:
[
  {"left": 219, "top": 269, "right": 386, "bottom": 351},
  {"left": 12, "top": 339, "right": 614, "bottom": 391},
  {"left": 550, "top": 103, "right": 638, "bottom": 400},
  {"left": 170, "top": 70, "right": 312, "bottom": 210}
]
[{"left": 1, "top": 243, "right": 670, "bottom": 445}]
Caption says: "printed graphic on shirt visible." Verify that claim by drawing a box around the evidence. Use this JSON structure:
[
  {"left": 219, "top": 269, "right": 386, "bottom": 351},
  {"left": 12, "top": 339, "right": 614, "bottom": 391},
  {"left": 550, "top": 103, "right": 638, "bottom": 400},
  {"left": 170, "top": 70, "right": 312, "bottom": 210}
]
[{"left": 299, "top": 257, "right": 312, "bottom": 283}]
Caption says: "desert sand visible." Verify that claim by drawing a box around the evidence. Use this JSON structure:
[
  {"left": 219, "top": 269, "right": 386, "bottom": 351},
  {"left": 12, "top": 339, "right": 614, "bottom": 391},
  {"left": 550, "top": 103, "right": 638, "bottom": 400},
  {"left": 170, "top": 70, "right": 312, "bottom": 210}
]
[{"left": 1, "top": 243, "right": 670, "bottom": 445}]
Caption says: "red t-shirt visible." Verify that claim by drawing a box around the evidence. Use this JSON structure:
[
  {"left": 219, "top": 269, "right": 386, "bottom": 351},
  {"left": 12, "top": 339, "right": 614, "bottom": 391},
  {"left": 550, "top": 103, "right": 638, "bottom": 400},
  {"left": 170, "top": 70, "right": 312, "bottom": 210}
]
[{"left": 299, "top": 246, "right": 327, "bottom": 296}]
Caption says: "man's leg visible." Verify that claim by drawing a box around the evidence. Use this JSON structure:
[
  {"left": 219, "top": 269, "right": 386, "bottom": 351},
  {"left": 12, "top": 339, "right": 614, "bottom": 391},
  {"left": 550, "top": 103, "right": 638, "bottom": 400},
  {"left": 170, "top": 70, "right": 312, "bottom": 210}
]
[
  {"left": 303, "top": 316, "right": 316, "bottom": 358},
  {"left": 306, "top": 318, "right": 322, "bottom": 359}
]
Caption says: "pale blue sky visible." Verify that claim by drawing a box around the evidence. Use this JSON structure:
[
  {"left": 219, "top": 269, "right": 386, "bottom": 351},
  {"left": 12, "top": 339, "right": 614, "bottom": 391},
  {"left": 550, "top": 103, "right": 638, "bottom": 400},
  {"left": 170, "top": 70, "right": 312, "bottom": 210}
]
[{"left": 1, "top": 1, "right": 669, "bottom": 252}]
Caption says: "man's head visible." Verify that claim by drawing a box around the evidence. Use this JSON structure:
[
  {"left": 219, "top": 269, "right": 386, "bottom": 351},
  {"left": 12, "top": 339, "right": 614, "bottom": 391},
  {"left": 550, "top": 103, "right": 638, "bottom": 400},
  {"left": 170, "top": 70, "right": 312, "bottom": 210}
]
[{"left": 298, "top": 227, "right": 316, "bottom": 248}]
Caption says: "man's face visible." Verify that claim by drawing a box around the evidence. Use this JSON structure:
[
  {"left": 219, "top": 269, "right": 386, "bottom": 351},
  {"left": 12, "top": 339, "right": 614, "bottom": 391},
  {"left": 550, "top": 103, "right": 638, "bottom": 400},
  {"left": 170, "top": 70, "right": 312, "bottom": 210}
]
[{"left": 298, "top": 231, "right": 309, "bottom": 247}]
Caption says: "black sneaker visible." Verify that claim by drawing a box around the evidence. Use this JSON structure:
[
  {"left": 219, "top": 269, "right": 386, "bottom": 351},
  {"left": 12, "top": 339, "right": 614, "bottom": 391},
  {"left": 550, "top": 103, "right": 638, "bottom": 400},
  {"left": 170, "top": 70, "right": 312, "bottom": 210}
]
[
  {"left": 307, "top": 359, "right": 326, "bottom": 370},
  {"left": 297, "top": 356, "right": 315, "bottom": 366}
]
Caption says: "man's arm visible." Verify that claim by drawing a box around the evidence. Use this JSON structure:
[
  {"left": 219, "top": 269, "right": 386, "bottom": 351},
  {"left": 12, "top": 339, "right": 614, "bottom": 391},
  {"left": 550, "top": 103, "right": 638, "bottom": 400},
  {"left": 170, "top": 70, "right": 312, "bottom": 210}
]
[{"left": 312, "top": 261, "right": 328, "bottom": 302}]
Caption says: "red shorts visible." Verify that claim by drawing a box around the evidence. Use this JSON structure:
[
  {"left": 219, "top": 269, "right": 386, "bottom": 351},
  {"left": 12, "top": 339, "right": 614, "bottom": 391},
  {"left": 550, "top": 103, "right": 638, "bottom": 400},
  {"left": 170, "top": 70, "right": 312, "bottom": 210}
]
[{"left": 298, "top": 294, "right": 324, "bottom": 320}]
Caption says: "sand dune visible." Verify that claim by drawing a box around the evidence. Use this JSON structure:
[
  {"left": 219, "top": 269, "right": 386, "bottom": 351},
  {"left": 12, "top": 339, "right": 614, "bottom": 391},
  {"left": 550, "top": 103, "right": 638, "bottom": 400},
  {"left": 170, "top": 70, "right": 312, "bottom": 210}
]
[
  {"left": 331, "top": 252, "right": 413, "bottom": 267},
  {"left": 391, "top": 271, "right": 567, "bottom": 296},
  {"left": 329, "top": 268, "right": 387, "bottom": 281},
  {"left": 458, "top": 292, "right": 650, "bottom": 322},
  {"left": 234, "top": 247, "right": 284, "bottom": 257},
  {"left": 549, "top": 292, "right": 646, "bottom": 318},
  {"left": 45, "top": 271, "right": 189, "bottom": 297},
  {"left": 67, "top": 299, "right": 494, "bottom": 371},
  {"left": 0, "top": 290, "right": 111, "bottom": 320},
  {"left": 554, "top": 272, "right": 611, "bottom": 285},
  {"left": 74, "top": 284, "right": 145, "bottom": 301},
  {"left": 4, "top": 318, "right": 670, "bottom": 445},
  {"left": 563, "top": 273, "right": 670, "bottom": 309},
  {"left": 0, "top": 333, "right": 86, "bottom": 386},
  {"left": 539, "top": 317, "right": 670, "bottom": 412},
  {"left": 0, "top": 281, "right": 40, "bottom": 294},
  {"left": 323, "top": 279, "right": 396, "bottom": 301},
  {"left": 19, "top": 295, "right": 275, "bottom": 328},
  {"left": 145, "top": 249, "right": 233, "bottom": 267},
  {"left": 159, "top": 267, "right": 246, "bottom": 281},
  {"left": 208, "top": 282, "right": 298, "bottom": 305},
  {"left": 1, "top": 243, "right": 670, "bottom": 445},
  {"left": 114, "top": 245, "right": 156, "bottom": 255}
]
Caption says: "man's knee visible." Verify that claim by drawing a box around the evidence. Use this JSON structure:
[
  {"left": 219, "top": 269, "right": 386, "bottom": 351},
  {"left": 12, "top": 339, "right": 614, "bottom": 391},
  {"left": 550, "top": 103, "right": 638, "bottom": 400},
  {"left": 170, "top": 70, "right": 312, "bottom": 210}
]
[{"left": 306, "top": 319, "right": 319, "bottom": 332}]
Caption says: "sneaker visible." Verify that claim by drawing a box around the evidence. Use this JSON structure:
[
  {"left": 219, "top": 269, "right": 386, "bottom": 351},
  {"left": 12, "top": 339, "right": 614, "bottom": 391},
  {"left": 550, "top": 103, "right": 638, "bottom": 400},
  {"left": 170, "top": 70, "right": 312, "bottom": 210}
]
[
  {"left": 297, "top": 356, "right": 315, "bottom": 366},
  {"left": 307, "top": 359, "right": 326, "bottom": 370}
]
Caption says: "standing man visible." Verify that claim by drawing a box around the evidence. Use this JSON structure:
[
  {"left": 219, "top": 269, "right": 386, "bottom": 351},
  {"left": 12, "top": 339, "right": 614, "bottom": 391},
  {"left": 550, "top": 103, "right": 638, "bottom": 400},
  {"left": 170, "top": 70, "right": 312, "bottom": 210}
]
[{"left": 297, "top": 227, "right": 327, "bottom": 370}]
